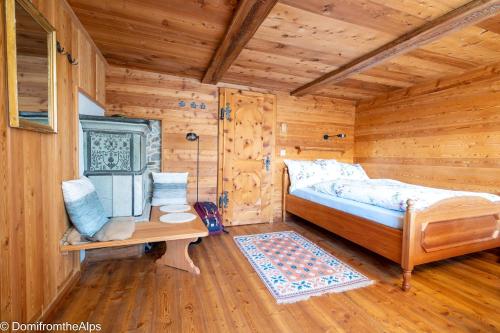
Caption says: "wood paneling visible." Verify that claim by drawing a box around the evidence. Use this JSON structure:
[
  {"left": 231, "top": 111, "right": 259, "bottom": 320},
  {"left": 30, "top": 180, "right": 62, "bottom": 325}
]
[
  {"left": 221, "top": 1, "right": 500, "bottom": 100},
  {"left": 273, "top": 93, "right": 355, "bottom": 217},
  {"left": 16, "top": 55, "right": 49, "bottom": 112},
  {"left": 106, "top": 66, "right": 219, "bottom": 203},
  {"left": 202, "top": 0, "right": 278, "bottom": 84},
  {"left": 291, "top": 0, "right": 500, "bottom": 96},
  {"left": 66, "top": 0, "right": 500, "bottom": 102},
  {"left": 77, "top": 29, "right": 96, "bottom": 97},
  {"left": 68, "top": 0, "right": 237, "bottom": 81},
  {"left": 355, "top": 62, "right": 500, "bottom": 195},
  {"left": 0, "top": 0, "right": 107, "bottom": 322},
  {"left": 49, "top": 218, "right": 500, "bottom": 332},
  {"left": 95, "top": 53, "right": 106, "bottom": 105},
  {"left": 106, "top": 66, "right": 355, "bottom": 217}
]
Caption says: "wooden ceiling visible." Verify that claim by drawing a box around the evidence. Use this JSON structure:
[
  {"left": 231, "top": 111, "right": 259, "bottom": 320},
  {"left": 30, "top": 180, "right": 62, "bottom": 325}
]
[
  {"left": 67, "top": 0, "right": 237, "bottom": 79},
  {"left": 69, "top": 0, "right": 500, "bottom": 101}
]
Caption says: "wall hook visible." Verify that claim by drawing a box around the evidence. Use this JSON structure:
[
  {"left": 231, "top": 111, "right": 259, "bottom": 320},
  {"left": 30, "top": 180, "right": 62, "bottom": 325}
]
[
  {"left": 67, "top": 53, "right": 78, "bottom": 65},
  {"left": 56, "top": 41, "right": 66, "bottom": 55}
]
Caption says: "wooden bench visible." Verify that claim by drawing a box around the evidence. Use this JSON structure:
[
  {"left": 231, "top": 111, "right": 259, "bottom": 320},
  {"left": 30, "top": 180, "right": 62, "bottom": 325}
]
[{"left": 61, "top": 206, "right": 208, "bottom": 274}]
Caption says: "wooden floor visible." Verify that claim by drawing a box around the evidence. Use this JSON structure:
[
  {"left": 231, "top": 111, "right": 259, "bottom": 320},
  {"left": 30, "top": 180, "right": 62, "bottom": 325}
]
[{"left": 50, "top": 217, "right": 499, "bottom": 332}]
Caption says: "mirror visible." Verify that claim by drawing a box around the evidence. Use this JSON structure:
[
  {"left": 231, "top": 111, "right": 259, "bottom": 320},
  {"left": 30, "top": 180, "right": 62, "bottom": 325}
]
[{"left": 5, "top": 0, "right": 57, "bottom": 132}]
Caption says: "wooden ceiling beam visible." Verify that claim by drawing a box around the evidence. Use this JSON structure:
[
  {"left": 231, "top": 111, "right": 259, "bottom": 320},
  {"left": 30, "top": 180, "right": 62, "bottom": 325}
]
[
  {"left": 202, "top": 0, "right": 278, "bottom": 85},
  {"left": 291, "top": 0, "right": 500, "bottom": 97}
]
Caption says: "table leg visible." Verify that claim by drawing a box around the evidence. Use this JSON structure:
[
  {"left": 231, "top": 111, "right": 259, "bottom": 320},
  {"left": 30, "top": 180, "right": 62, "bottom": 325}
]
[{"left": 156, "top": 238, "right": 200, "bottom": 274}]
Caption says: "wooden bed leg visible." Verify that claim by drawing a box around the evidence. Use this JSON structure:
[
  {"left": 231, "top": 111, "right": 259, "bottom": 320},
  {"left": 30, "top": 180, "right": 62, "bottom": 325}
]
[
  {"left": 402, "top": 269, "right": 412, "bottom": 291},
  {"left": 401, "top": 199, "right": 416, "bottom": 292},
  {"left": 156, "top": 238, "right": 200, "bottom": 274}
]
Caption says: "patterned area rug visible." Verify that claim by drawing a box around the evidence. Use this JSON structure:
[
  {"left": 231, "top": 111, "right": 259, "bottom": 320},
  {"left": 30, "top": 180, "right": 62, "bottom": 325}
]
[{"left": 234, "top": 231, "right": 373, "bottom": 304}]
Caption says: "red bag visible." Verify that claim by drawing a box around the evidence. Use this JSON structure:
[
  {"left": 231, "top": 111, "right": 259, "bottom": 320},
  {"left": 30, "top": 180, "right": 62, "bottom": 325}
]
[{"left": 194, "top": 202, "right": 225, "bottom": 235}]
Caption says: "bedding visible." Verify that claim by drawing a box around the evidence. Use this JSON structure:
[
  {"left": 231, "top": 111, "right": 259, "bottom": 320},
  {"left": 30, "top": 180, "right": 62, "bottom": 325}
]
[
  {"left": 323, "top": 160, "right": 369, "bottom": 180},
  {"left": 313, "top": 178, "right": 500, "bottom": 212},
  {"left": 284, "top": 159, "right": 369, "bottom": 192},
  {"left": 284, "top": 160, "right": 328, "bottom": 192},
  {"left": 291, "top": 187, "right": 405, "bottom": 229}
]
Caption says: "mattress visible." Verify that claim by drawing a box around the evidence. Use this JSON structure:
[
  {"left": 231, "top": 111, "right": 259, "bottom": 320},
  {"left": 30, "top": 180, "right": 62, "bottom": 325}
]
[{"left": 290, "top": 187, "right": 405, "bottom": 230}]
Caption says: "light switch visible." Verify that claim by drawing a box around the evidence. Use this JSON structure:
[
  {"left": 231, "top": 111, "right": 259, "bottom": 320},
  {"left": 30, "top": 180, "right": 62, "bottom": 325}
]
[
  {"left": 280, "top": 149, "right": 286, "bottom": 157},
  {"left": 280, "top": 123, "right": 288, "bottom": 134}
]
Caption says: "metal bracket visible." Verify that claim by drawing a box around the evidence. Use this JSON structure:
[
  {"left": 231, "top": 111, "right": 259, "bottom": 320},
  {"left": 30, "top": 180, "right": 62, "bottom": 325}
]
[
  {"left": 219, "top": 103, "right": 231, "bottom": 120},
  {"left": 264, "top": 155, "right": 271, "bottom": 172},
  {"left": 219, "top": 191, "right": 229, "bottom": 209}
]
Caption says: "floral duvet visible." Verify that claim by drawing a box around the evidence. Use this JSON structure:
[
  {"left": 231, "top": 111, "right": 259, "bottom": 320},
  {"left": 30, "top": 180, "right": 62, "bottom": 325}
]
[{"left": 313, "top": 179, "right": 500, "bottom": 212}]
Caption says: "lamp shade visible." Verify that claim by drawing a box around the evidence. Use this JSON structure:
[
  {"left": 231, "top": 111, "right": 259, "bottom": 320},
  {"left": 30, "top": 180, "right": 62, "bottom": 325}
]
[{"left": 186, "top": 132, "right": 199, "bottom": 141}]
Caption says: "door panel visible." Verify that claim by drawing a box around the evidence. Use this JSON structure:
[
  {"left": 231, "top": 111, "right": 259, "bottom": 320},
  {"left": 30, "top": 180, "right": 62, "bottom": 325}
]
[{"left": 218, "top": 88, "right": 275, "bottom": 226}]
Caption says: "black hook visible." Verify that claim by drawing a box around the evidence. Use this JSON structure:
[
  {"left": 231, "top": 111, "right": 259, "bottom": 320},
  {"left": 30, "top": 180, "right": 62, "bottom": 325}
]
[
  {"left": 57, "top": 40, "right": 78, "bottom": 65},
  {"left": 67, "top": 53, "right": 78, "bottom": 65},
  {"left": 56, "top": 41, "right": 66, "bottom": 54}
]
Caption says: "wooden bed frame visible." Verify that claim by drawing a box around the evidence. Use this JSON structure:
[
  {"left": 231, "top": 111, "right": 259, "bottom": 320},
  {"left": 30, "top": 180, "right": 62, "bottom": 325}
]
[{"left": 282, "top": 167, "right": 500, "bottom": 291}]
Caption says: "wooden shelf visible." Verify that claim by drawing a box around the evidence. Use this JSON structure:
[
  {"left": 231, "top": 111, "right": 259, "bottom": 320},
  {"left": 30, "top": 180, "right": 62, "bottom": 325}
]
[{"left": 295, "top": 146, "right": 345, "bottom": 154}]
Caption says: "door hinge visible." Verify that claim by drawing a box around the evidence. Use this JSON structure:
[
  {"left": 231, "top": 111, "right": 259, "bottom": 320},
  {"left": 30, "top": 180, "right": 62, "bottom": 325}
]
[
  {"left": 220, "top": 103, "right": 231, "bottom": 121},
  {"left": 218, "top": 191, "right": 229, "bottom": 209},
  {"left": 264, "top": 155, "right": 271, "bottom": 172}
]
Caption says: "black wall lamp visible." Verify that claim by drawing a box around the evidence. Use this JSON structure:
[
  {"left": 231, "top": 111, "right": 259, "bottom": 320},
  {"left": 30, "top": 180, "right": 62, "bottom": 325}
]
[
  {"left": 186, "top": 132, "right": 200, "bottom": 203},
  {"left": 323, "top": 133, "right": 347, "bottom": 140}
]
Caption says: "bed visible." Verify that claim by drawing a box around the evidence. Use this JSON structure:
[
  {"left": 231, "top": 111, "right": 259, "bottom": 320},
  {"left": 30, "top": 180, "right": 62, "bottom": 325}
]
[{"left": 282, "top": 164, "right": 500, "bottom": 291}]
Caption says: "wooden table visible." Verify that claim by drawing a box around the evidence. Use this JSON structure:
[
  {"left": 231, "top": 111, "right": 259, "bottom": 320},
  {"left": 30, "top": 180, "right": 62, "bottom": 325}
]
[
  {"left": 61, "top": 206, "right": 208, "bottom": 274},
  {"left": 149, "top": 206, "right": 208, "bottom": 274}
]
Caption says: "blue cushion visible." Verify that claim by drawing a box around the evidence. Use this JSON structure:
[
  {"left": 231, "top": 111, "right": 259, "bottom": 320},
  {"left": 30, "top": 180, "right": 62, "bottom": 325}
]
[
  {"left": 62, "top": 177, "right": 109, "bottom": 237},
  {"left": 151, "top": 172, "right": 188, "bottom": 206}
]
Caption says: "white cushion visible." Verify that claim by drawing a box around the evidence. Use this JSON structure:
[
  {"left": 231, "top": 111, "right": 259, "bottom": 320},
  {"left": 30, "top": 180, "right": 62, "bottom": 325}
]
[
  {"left": 284, "top": 160, "right": 326, "bottom": 192},
  {"left": 152, "top": 196, "right": 187, "bottom": 206},
  {"left": 61, "top": 177, "right": 109, "bottom": 237},
  {"left": 151, "top": 172, "right": 188, "bottom": 206},
  {"left": 152, "top": 172, "right": 188, "bottom": 184},
  {"left": 335, "top": 161, "right": 369, "bottom": 180},
  {"left": 61, "top": 176, "right": 95, "bottom": 202}
]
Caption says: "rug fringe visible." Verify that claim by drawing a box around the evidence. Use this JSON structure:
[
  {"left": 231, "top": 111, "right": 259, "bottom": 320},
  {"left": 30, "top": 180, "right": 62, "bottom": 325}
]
[{"left": 276, "top": 280, "right": 375, "bottom": 304}]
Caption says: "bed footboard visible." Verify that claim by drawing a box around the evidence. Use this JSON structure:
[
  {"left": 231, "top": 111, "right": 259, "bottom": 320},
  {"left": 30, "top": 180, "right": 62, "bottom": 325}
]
[
  {"left": 282, "top": 167, "right": 499, "bottom": 292},
  {"left": 401, "top": 197, "right": 500, "bottom": 290}
]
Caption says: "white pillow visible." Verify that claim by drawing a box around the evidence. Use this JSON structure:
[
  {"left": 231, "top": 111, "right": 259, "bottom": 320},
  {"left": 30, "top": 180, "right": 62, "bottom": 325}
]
[
  {"left": 61, "top": 177, "right": 109, "bottom": 237},
  {"left": 314, "top": 159, "right": 340, "bottom": 175},
  {"left": 335, "top": 162, "right": 369, "bottom": 180},
  {"left": 152, "top": 172, "right": 188, "bottom": 184},
  {"left": 284, "top": 160, "right": 325, "bottom": 192},
  {"left": 151, "top": 172, "right": 188, "bottom": 206},
  {"left": 152, "top": 196, "right": 187, "bottom": 206}
]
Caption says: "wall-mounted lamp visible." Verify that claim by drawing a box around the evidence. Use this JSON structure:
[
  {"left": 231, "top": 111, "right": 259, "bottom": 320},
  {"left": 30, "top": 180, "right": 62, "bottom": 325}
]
[
  {"left": 323, "top": 133, "right": 346, "bottom": 140},
  {"left": 186, "top": 132, "right": 200, "bottom": 203}
]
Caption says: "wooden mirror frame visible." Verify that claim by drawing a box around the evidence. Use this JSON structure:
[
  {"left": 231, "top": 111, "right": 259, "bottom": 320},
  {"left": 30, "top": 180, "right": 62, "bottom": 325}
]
[{"left": 4, "top": 0, "right": 57, "bottom": 133}]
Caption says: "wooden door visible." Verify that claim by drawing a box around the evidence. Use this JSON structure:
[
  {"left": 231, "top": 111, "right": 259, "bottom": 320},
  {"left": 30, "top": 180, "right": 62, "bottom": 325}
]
[{"left": 218, "top": 88, "right": 276, "bottom": 226}]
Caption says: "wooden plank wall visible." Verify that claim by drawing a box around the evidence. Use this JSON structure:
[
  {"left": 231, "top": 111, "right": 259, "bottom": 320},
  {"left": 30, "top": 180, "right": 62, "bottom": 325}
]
[
  {"left": 106, "top": 66, "right": 219, "bottom": 203},
  {"left": 355, "top": 63, "right": 500, "bottom": 195},
  {"left": 0, "top": 0, "right": 107, "bottom": 322},
  {"left": 274, "top": 93, "right": 355, "bottom": 217},
  {"left": 106, "top": 66, "right": 356, "bottom": 217}
]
